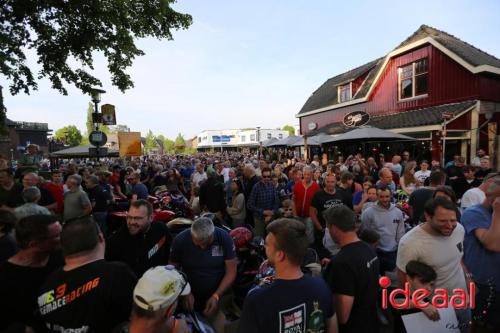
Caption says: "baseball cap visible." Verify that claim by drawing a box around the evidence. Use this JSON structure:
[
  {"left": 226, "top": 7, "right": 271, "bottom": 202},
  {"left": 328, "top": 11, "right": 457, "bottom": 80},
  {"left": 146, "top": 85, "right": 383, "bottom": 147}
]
[{"left": 133, "top": 266, "right": 191, "bottom": 311}]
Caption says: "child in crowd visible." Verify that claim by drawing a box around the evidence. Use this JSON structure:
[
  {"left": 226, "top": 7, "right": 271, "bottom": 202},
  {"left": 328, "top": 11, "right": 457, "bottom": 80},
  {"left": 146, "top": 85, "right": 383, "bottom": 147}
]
[
  {"left": 190, "top": 186, "right": 201, "bottom": 216},
  {"left": 393, "top": 260, "right": 439, "bottom": 333}
]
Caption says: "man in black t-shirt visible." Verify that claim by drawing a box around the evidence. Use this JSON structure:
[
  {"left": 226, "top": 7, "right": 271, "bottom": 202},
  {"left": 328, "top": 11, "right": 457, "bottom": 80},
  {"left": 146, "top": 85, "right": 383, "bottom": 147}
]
[
  {"left": 106, "top": 200, "right": 171, "bottom": 277},
  {"left": 0, "top": 215, "right": 63, "bottom": 332},
  {"left": 38, "top": 216, "right": 137, "bottom": 333},
  {"left": 323, "top": 205, "right": 380, "bottom": 333},
  {"left": 238, "top": 218, "right": 337, "bottom": 333},
  {"left": 85, "top": 175, "right": 112, "bottom": 233},
  {"left": 310, "top": 174, "right": 352, "bottom": 257},
  {"left": 408, "top": 171, "right": 445, "bottom": 224},
  {"left": 0, "top": 169, "right": 24, "bottom": 209}
]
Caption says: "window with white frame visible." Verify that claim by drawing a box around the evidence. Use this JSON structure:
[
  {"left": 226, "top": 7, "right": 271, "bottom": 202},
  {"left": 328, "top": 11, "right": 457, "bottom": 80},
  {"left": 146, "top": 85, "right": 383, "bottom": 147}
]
[
  {"left": 241, "top": 135, "right": 246, "bottom": 142},
  {"left": 399, "top": 58, "right": 428, "bottom": 100},
  {"left": 338, "top": 83, "right": 352, "bottom": 103},
  {"left": 250, "top": 134, "right": 256, "bottom": 141},
  {"left": 278, "top": 133, "right": 283, "bottom": 139},
  {"left": 267, "top": 133, "right": 272, "bottom": 139}
]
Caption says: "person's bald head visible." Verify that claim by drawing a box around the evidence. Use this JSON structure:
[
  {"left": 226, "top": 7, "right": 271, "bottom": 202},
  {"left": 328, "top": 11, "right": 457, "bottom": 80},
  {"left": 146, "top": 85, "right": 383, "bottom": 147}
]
[{"left": 22, "top": 172, "right": 39, "bottom": 188}]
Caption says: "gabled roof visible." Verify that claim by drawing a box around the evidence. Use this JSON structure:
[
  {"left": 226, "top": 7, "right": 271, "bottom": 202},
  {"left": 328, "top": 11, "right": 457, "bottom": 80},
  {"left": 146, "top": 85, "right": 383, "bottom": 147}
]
[
  {"left": 298, "top": 25, "right": 500, "bottom": 116},
  {"left": 397, "top": 25, "right": 500, "bottom": 68},
  {"left": 308, "top": 100, "right": 477, "bottom": 136},
  {"left": 299, "top": 58, "right": 381, "bottom": 114}
]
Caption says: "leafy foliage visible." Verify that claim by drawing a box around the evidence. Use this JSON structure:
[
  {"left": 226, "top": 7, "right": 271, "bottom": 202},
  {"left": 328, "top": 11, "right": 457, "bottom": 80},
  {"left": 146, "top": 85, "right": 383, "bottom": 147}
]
[
  {"left": 144, "top": 129, "right": 158, "bottom": 153},
  {"left": 174, "top": 133, "right": 186, "bottom": 149},
  {"left": 54, "top": 125, "right": 83, "bottom": 146},
  {"left": 0, "top": 0, "right": 192, "bottom": 128},
  {"left": 282, "top": 125, "right": 296, "bottom": 136}
]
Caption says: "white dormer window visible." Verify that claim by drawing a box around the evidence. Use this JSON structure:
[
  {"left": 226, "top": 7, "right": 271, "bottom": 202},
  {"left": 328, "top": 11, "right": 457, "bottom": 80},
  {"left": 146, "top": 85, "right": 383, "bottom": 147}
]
[
  {"left": 338, "top": 83, "right": 352, "bottom": 103},
  {"left": 250, "top": 134, "right": 256, "bottom": 141},
  {"left": 267, "top": 133, "right": 272, "bottom": 139}
]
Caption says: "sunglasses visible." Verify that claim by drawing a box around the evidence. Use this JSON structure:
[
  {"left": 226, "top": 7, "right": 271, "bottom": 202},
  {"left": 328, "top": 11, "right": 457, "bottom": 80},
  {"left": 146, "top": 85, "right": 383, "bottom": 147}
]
[{"left": 262, "top": 175, "right": 271, "bottom": 179}]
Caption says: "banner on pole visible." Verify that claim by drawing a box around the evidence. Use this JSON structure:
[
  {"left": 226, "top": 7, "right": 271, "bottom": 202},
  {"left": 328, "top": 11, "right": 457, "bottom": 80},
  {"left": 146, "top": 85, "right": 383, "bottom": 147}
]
[{"left": 118, "top": 132, "right": 142, "bottom": 157}]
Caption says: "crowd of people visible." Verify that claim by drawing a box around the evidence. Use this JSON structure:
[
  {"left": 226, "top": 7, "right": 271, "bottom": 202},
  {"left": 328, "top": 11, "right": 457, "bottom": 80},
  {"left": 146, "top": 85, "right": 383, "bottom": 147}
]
[{"left": 0, "top": 147, "right": 498, "bottom": 333}]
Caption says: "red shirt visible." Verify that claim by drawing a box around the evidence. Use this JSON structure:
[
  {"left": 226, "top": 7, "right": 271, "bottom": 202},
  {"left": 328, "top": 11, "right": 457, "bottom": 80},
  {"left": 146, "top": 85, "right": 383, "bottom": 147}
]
[
  {"left": 42, "top": 183, "right": 64, "bottom": 214},
  {"left": 293, "top": 181, "right": 320, "bottom": 218}
]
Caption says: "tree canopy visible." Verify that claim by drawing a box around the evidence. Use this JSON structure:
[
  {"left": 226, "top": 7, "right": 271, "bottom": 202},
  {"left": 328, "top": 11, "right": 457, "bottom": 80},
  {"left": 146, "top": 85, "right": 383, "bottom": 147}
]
[
  {"left": 144, "top": 129, "right": 158, "bottom": 153},
  {"left": 54, "top": 125, "right": 83, "bottom": 147},
  {"left": 0, "top": 0, "right": 192, "bottom": 127},
  {"left": 282, "top": 125, "right": 296, "bottom": 136},
  {"left": 174, "top": 133, "right": 186, "bottom": 149}
]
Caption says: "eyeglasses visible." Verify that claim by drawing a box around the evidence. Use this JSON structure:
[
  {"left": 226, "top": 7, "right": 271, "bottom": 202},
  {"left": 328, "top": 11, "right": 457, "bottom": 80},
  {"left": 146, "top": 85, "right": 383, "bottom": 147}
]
[
  {"left": 126, "top": 214, "right": 148, "bottom": 221},
  {"left": 262, "top": 175, "right": 271, "bottom": 179}
]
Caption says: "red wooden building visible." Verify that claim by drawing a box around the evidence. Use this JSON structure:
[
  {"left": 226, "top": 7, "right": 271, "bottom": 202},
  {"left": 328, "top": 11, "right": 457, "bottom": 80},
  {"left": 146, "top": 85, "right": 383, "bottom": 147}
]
[{"left": 297, "top": 25, "right": 500, "bottom": 163}]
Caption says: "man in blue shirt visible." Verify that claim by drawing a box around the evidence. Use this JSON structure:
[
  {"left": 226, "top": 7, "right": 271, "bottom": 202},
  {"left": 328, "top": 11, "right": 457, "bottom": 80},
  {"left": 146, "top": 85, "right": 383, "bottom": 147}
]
[
  {"left": 169, "top": 217, "right": 236, "bottom": 333},
  {"left": 462, "top": 179, "right": 500, "bottom": 331},
  {"left": 247, "top": 167, "right": 280, "bottom": 237},
  {"left": 128, "top": 172, "right": 149, "bottom": 202}
]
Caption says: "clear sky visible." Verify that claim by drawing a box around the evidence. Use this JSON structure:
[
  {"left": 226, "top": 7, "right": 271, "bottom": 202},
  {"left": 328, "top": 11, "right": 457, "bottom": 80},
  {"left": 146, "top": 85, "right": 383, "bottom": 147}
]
[{"left": 2, "top": 0, "right": 499, "bottom": 140}]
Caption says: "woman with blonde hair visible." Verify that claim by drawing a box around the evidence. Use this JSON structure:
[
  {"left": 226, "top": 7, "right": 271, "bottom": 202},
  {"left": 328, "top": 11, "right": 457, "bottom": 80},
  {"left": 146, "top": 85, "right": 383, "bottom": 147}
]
[{"left": 400, "top": 160, "right": 417, "bottom": 194}]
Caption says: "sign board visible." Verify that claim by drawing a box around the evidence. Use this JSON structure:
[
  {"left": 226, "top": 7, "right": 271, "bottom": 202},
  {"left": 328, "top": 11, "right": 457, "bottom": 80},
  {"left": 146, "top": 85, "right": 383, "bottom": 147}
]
[
  {"left": 442, "top": 112, "right": 454, "bottom": 120},
  {"left": 89, "top": 131, "right": 107, "bottom": 146},
  {"left": 212, "top": 135, "right": 231, "bottom": 143},
  {"left": 88, "top": 147, "right": 108, "bottom": 157},
  {"left": 308, "top": 122, "right": 317, "bottom": 131},
  {"left": 118, "top": 132, "right": 142, "bottom": 157},
  {"left": 343, "top": 111, "right": 370, "bottom": 127},
  {"left": 101, "top": 104, "right": 116, "bottom": 125}
]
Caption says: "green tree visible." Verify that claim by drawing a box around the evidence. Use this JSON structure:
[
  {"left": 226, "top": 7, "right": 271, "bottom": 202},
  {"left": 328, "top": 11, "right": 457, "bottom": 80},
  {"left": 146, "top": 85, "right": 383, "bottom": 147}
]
[
  {"left": 55, "top": 125, "right": 83, "bottom": 147},
  {"left": 282, "top": 125, "right": 296, "bottom": 136},
  {"left": 0, "top": 0, "right": 192, "bottom": 129},
  {"left": 144, "top": 130, "right": 158, "bottom": 153},
  {"left": 174, "top": 133, "right": 186, "bottom": 152}
]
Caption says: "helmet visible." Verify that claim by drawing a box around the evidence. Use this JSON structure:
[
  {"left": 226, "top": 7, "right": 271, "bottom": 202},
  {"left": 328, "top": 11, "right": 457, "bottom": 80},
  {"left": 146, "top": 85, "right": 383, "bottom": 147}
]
[{"left": 229, "top": 227, "right": 253, "bottom": 250}]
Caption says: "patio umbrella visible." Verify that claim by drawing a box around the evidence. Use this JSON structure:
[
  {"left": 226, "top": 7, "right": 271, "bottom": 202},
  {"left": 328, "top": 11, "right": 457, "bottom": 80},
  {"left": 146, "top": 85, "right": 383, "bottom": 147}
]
[
  {"left": 328, "top": 126, "right": 415, "bottom": 142},
  {"left": 267, "top": 135, "right": 302, "bottom": 147},
  {"left": 262, "top": 138, "right": 279, "bottom": 147},
  {"left": 289, "top": 135, "right": 321, "bottom": 147}
]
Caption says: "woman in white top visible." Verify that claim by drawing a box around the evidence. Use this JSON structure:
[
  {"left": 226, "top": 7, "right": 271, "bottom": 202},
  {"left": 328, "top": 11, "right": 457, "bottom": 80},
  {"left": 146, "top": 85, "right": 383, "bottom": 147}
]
[{"left": 226, "top": 179, "right": 246, "bottom": 228}]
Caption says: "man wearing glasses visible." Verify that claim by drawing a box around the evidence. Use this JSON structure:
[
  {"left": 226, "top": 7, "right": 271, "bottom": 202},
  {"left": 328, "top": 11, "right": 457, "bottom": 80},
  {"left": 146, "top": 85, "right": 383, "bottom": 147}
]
[
  {"left": 247, "top": 167, "right": 280, "bottom": 237},
  {"left": 106, "top": 200, "right": 172, "bottom": 277}
]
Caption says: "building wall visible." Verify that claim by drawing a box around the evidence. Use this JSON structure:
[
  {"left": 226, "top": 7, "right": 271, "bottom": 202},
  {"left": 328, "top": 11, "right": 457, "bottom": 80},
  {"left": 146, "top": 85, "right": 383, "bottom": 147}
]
[{"left": 300, "top": 44, "right": 500, "bottom": 135}]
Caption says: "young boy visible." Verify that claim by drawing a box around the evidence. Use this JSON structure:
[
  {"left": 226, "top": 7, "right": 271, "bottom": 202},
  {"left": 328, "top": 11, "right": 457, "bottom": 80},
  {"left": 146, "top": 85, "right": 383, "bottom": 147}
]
[{"left": 393, "top": 260, "right": 439, "bottom": 333}]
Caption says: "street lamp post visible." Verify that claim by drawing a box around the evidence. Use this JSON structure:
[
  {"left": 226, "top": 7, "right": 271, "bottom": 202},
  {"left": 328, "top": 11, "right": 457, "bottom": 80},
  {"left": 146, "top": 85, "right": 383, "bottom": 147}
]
[
  {"left": 256, "top": 127, "right": 261, "bottom": 159},
  {"left": 90, "top": 88, "right": 106, "bottom": 161}
]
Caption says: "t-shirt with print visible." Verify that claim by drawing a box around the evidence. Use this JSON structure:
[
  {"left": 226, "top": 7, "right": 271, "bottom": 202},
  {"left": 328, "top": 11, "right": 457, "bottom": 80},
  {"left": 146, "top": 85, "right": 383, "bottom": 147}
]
[
  {"left": 311, "top": 189, "right": 353, "bottom": 227},
  {"left": 105, "top": 222, "right": 172, "bottom": 278},
  {"left": 37, "top": 259, "right": 137, "bottom": 333},
  {"left": 170, "top": 227, "right": 235, "bottom": 311},
  {"left": 0, "top": 252, "right": 63, "bottom": 331},
  {"left": 238, "top": 275, "right": 334, "bottom": 333},
  {"left": 396, "top": 223, "right": 468, "bottom": 298},
  {"left": 325, "top": 241, "right": 380, "bottom": 333}
]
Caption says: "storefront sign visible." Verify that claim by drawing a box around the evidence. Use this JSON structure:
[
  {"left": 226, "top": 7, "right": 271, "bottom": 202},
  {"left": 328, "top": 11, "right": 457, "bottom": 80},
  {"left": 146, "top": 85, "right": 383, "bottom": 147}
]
[
  {"left": 343, "top": 111, "right": 370, "bottom": 127},
  {"left": 101, "top": 104, "right": 116, "bottom": 125},
  {"left": 308, "top": 122, "right": 317, "bottom": 131}
]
